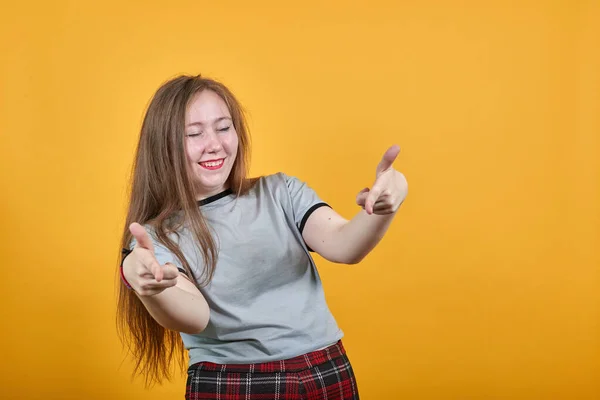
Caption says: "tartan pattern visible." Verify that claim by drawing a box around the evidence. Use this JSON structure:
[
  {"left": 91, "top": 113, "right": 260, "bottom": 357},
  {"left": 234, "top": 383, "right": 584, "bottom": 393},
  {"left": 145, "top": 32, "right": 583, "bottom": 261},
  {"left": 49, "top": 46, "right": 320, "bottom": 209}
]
[{"left": 185, "top": 341, "right": 359, "bottom": 399}]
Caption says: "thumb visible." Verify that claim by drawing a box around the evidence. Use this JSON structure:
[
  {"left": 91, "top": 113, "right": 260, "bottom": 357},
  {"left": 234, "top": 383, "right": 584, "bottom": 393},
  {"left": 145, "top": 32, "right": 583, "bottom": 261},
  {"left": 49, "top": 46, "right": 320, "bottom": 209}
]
[
  {"left": 364, "top": 185, "right": 383, "bottom": 215},
  {"left": 162, "top": 263, "right": 180, "bottom": 280},
  {"left": 356, "top": 187, "right": 369, "bottom": 207},
  {"left": 130, "top": 222, "right": 155, "bottom": 254},
  {"left": 376, "top": 145, "right": 401, "bottom": 176}
]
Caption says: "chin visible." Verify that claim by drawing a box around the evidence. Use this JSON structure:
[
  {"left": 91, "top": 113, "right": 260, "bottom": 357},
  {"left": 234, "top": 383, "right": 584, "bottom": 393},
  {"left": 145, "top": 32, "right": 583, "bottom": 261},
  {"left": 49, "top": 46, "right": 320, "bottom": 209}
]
[{"left": 199, "top": 180, "right": 227, "bottom": 193}]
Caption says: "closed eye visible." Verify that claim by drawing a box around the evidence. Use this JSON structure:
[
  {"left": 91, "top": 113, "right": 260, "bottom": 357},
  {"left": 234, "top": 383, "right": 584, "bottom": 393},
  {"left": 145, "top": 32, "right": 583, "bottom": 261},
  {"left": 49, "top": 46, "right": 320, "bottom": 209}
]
[{"left": 217, "top": 126, "right": 231, "bottom": 132}]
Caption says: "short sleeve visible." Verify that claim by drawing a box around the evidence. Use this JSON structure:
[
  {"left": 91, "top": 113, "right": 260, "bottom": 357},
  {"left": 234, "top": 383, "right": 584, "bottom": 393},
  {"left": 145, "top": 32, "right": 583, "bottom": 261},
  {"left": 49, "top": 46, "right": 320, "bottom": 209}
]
[
  {"left": 283, "top": 173, "right": 331, "bottom": 234},
  {"left": 128, "top": 227, "right": 189, "bottom": 276}
]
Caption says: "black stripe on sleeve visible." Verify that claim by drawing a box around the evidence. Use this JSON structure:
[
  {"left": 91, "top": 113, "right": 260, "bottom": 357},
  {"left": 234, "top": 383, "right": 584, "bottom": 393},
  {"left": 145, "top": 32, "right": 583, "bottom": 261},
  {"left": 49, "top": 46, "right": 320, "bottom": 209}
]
[
  {"left": 299, "top": 202, "right": 331, "bottom": 233},
  {"left": 298, "top": 202, "right": 331, "bottom": 252},
  {"left": 121, "top": 248, "right": 133, "bottom": 265}
]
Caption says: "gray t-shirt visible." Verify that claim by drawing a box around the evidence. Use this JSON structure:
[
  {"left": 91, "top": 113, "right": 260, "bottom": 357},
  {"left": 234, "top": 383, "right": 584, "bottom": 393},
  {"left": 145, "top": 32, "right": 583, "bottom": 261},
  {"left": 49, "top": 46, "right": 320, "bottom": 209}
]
[{"left": 133, "top": 172, "right": 344, "bottom": 365}]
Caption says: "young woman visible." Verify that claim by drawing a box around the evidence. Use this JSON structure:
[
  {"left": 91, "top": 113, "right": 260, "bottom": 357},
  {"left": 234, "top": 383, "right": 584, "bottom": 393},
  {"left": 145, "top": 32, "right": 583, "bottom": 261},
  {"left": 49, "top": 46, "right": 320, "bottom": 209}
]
[{"left": 116, "top": 74, "right": 408, "bottom": 399}]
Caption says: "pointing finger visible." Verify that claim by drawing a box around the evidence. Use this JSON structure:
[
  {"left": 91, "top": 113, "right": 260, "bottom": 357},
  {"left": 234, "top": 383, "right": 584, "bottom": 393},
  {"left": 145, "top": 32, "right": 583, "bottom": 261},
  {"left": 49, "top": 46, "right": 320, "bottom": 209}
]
[
  {"left": 130, "top": 222, "right": 155, "bottom": 253},
  {"left": 376, "top": 145, "right": 401, "bottom": 176}
]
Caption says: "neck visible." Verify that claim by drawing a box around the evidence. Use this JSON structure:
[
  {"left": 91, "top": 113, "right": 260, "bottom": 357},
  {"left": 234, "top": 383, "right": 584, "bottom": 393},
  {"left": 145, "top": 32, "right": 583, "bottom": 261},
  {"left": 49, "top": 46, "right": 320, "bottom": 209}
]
[{"left": 195, "top": 183, "right": 232, "bottom": 200}]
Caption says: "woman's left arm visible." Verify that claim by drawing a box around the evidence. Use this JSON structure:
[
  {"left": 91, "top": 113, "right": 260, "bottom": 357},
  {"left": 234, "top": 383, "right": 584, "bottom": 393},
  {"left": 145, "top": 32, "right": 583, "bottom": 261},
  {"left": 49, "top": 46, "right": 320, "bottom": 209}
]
[{"left": 302, "top": 145, "right": 408, "bottom": 264}]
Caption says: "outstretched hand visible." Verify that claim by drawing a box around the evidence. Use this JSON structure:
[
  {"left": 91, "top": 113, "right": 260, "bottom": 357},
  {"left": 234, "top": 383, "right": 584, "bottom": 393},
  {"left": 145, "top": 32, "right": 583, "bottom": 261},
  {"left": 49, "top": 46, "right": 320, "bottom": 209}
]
[
  {"left": 122, "top": 223, "right": 180, "bottom": 296},
  {"left": 356, "top": 145, "right": 408, "bottom": 215}
]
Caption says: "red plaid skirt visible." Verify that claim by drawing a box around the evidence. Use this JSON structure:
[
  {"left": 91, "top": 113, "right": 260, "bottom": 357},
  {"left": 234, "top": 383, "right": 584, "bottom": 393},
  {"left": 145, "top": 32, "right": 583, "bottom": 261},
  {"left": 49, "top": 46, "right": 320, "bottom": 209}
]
[{"left": 185, "top": 340, "right": 359, "bottom": 399}]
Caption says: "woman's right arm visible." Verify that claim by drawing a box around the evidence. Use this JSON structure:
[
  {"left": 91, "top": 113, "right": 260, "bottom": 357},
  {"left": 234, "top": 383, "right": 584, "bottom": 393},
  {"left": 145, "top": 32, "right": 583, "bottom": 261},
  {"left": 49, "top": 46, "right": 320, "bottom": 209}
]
[{"left": 122, "top": 223, "right": 210, "bottom": 334}]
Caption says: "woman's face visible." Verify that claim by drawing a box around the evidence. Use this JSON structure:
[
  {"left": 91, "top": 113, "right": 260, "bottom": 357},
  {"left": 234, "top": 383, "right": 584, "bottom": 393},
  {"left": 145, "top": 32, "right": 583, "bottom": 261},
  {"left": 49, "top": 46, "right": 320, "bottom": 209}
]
[{"left": 184, "top": 90, "right": 239, "bottom": 200}]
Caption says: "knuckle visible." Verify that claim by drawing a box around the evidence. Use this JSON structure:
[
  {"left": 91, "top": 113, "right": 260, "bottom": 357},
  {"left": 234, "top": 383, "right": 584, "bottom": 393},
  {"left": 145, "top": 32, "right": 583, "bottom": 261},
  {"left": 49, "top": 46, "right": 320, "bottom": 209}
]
[{"left": 136, "top": 267, "right": 148, "bottom": 277}]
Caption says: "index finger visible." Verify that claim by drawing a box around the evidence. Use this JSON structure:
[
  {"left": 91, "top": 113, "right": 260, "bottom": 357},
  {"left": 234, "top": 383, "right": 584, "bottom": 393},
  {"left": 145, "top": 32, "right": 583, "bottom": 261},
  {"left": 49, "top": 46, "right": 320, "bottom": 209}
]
[
  {"left": 130, "top": 222, "right": 155, "bottom": 253},
  {"left": 376, "top": 145, "right": 401, "bottom": 175}
]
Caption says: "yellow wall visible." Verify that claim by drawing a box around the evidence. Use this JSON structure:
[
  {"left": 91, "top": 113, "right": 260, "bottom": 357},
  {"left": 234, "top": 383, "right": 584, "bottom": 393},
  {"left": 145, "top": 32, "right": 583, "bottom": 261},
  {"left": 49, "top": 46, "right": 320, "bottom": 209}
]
[{"left": 1, "top": 1, "right": 598, "bottom": 399}]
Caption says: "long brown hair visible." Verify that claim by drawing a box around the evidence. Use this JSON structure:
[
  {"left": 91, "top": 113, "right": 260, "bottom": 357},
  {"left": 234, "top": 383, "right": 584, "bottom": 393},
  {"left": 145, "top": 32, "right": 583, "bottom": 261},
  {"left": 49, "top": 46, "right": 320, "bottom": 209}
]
[{"left": 116, "top": 75, "right": 253, "bottom": 386}]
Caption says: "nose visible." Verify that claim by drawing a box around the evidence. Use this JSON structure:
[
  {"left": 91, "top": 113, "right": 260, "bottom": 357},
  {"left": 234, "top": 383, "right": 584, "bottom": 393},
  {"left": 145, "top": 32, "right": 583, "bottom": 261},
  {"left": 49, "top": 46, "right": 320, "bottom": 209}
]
[{"left": 205, "top": 130, "right": 223, "bottom": 153}]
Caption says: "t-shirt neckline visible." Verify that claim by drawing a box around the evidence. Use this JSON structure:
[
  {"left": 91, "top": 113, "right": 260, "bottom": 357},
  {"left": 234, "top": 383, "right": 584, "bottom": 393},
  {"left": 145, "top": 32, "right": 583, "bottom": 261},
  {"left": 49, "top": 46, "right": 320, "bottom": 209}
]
[{"left": 197, "top": 189, "right": 233, "bottom": 207}]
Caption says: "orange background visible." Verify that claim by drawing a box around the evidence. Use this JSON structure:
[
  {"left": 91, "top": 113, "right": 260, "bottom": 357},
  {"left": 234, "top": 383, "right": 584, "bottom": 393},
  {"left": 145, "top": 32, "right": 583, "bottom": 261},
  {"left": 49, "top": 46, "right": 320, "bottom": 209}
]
[{"left": 1, "top": 1, "right": 598, "bottom": 399}]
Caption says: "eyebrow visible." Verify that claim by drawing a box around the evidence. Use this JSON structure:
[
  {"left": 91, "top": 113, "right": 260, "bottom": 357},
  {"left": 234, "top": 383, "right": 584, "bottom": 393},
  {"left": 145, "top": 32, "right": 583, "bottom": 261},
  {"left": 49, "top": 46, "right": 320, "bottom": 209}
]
[{"left": 186, "top": 116, "right": 232, "bottom": 127}]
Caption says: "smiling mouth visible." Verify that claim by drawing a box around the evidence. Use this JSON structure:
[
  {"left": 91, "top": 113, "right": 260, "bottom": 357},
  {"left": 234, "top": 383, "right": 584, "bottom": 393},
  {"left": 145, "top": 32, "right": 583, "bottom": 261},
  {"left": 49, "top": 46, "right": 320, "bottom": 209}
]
[{"left": 199, "top": 159, "right": 224, "bottom": 170}]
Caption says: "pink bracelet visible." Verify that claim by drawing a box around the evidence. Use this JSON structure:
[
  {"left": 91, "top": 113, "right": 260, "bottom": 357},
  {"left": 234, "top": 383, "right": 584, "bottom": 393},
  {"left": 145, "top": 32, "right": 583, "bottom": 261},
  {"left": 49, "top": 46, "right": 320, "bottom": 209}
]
[{"left": 120, "top": 248, "right": 134, "bottom": 289}]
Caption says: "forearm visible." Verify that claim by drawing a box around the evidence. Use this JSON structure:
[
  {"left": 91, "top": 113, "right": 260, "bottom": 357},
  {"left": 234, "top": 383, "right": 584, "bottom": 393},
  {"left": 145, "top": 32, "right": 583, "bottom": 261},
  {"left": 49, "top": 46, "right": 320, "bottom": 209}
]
[
  {"left": 332, "top": 209, "right": 396, "bottom": 264},
  {"left": 137, "top": 286, "right": 210, "bottom": 334}
]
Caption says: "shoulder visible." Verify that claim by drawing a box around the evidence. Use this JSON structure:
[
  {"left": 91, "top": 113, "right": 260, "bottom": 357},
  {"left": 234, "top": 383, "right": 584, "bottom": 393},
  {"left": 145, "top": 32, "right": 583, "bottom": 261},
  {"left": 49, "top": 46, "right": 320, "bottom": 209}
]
[
  {"left": 248, "top": 172, "right": 300, "bottom": 192},
  {"left": 260, "top": 172, "right": 291, "bottom": 184},
  {"left": 237, "top": 173, "right": 319, "bottom": 211},
  {"left": 240, "top": 173, "right": 308, "bottom": 209},
  {"left": 262, "top": 172, "right": 308, "bottom": 189}
]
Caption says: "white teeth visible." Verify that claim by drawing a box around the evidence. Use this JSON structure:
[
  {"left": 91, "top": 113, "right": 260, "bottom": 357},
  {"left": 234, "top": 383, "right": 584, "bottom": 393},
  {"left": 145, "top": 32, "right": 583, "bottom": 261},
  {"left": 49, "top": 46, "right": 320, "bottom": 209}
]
[{"left": 201, "top": 160, "right": 223, "bottom": 167}]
